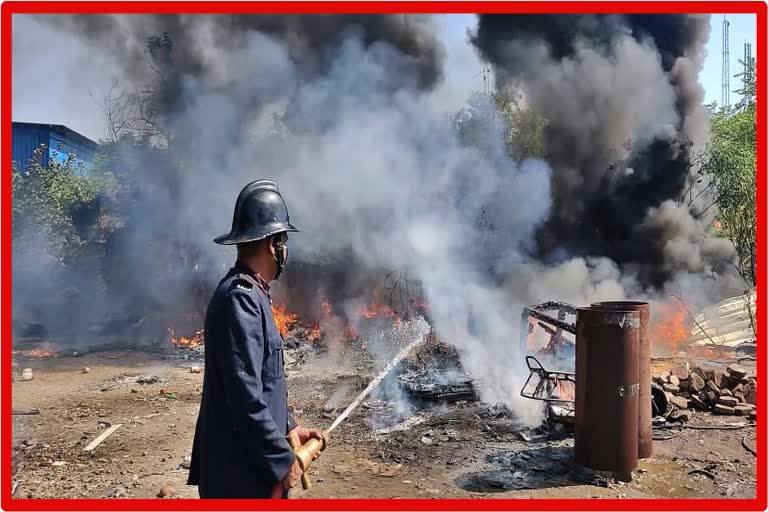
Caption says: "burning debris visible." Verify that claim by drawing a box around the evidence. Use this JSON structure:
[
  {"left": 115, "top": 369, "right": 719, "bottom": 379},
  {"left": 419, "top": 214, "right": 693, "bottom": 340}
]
[{"left": 167, "top": 328, "right": 203, "bottom": 349}]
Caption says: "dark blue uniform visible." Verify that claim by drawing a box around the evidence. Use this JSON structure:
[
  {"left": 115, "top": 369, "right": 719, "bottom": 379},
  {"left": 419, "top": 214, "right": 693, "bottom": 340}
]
[{"left": 188, "top": 262, "right": 297, "bottom": 498}]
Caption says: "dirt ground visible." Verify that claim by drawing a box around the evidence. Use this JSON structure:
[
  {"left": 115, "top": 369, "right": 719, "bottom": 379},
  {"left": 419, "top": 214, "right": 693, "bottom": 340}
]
[{"left": 10, "top": 343, "right": 758, "bottom": 501}]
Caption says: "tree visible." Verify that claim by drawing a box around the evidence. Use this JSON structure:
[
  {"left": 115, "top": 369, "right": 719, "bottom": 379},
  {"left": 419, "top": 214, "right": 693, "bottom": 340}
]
[
  {"left": 453, "top": 89, "right": 547, "bottom": 161},
  {"left": 702, "top": 58, "right": 757, "bottom": 287},
  {"left": 12, "top": 145, "right": 123, "bottom": 267}
]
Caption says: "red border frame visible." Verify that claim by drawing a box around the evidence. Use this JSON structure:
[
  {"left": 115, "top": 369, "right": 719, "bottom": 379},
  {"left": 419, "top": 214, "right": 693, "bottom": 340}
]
[{"left": 1, "top": 2, "right": 765, "bottom": 511}]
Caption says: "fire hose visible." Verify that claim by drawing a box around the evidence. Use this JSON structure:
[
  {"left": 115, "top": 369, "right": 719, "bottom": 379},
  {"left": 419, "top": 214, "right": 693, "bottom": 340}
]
[{"left": 281, "top": 330, "right": 429, "bottom": 492}]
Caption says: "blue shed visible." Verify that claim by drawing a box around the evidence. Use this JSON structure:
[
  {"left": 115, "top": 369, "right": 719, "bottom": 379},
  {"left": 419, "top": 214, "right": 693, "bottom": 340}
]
[{"left": 12, "top": 122, "right": 100, "bottom": 173}]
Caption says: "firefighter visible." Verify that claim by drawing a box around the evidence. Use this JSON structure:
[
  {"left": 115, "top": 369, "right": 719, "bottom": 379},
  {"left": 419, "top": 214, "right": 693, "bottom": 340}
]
[{"left": 188, "top": 179, "right": 323, "bottom": 498}]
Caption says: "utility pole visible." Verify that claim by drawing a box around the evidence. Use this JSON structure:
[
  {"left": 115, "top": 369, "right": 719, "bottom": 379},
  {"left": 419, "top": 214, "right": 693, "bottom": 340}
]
[{"left": 721, "top": 15, "right": 730, "bottom": 110}]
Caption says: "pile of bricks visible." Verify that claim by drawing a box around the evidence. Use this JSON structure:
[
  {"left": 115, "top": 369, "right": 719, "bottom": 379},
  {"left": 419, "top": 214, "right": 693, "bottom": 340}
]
[{"left": 654, "top": 363, "right": 756, "bottom": 421}]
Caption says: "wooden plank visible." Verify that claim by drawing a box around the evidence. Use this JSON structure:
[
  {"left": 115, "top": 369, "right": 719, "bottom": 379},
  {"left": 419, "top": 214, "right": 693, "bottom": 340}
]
[{"left": 83, "top": 424, "right": 122, "bottom": 452}]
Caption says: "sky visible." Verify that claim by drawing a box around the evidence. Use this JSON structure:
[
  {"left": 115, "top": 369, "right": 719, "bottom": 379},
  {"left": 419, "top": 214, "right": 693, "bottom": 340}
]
[{"left": 12, "top": 14, "right": 758, "bottom": 141}]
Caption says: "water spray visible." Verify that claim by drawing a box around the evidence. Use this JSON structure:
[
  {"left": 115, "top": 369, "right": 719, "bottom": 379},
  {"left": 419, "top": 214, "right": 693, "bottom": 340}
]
[{"left": 289, "top": 326, "right": 429, "bottom": 489}]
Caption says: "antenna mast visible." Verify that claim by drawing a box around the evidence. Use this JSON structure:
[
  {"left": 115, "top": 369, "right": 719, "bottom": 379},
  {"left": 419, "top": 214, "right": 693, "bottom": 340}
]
[{"left": 721, "top": 15, "right": 730, "bottom": 109}]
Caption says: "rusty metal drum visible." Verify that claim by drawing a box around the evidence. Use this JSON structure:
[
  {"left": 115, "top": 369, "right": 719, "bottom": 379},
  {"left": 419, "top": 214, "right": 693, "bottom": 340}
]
[
  {"left": 575, "top": 307, "right": 640, "bottom": 474},
  {"left": 592, "top": 301, "right": 651, "bottom": 459}
]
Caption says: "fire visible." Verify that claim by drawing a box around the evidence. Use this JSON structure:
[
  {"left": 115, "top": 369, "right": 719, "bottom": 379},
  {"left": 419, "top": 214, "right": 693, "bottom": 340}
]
[
  {"left": 556, "top": 379, "right": 575, "bottom": 401},
  {"left": 168, "top": 328, "right": 203, "bottom": 349},
  {"left": 320, "top": 299, "right": 332, "bottom": 320},
  {"left": 307, "top": 324, "right": 322, "bottom": 343},
  {"left": 357, "top": 290, "right": 397, "bottom": 319},
  {"left": 272, "top": 304, "right": 299, "bottom": 337},
  {"left": 650, "top": 302, "right": 689, "bottom": 355},
  {"left": 23, "top": 347, "right": 56, "bottom": 359}
]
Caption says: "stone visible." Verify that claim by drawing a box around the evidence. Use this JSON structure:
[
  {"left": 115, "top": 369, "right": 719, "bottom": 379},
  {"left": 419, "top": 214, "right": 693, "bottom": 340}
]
[
  {"left": 156, "top": 483, "right": 176, "bottom": 498},
  {"left": 705, "top": 391, "right": 718, "bottom": 404},
  {"left": 677, "top": 391, "right": 692, "bottom": 399},
  {"left": 669, "top": 410, "right": 692, "bottom": 422},
  {"left": 189, "top": 366, "right": 202, "bottom": 374},
  {"left": 663, "top": 384, "right": 680, "bottom": 394},
  {"left": 721, "top": 388, "right": 733, "bottom": 398},
  {"left": 706, "top": 380, "right": 721, "bottom": 397},
  {"left": 691, "top": 366, "right": 707, "bottom": 380},
  {"left": 21, "top": 368, "right": 33, "bottom": 381},
  {"left": 82, "top": 367, "right": 90, "bottom": 374},
  {"left": 745, "top": 388, "right": 756, "bottom": 405},
  {"left": 665, "top": 392, "right": 675, "bottom": 403},
  {"left": 670, "top": 396, "right": 689, "bottom": 410},
  {"left": 660, "top": 371, "right": 671, "bottom": 383},
  {"left": 670, "top": 365, "right": 689, "bottom": 381},
  {"left": 678, "top": 379, "right": 690, "bottom": 390},
  {"left": 732, "top": 383, "right": 745, "bottom": 396},
  {"left": 718, "top": 396, "right": 739, "bottom": 407},
  {"left": 181, "top": 456, "right": 191, "bottom": 469},
  {"left": 668, "top": 375, "right": 680, "bottom": 387},
  {"left": 728, "top": 365, "right": 747, "bottom": 380},
  {"left": 734, "top": 392, "right": 746, "bottom": 404},
  {"left": 713, "top": 404, "right": 735, "bottom": 415},
  {"left": 734, "top": 405, "right": 753, "bottom": 416},
  {"left": 690, "top": 373, "right": 706, "bottom": 392},
  {"left": 712, "top": 371, "right": 726, "bottom": 389},
  {"left": 690, "top": 395, "right": 709, "bottom": 411},
  {"left": 749, "top": 411, "right": 757, "bottom": 422}
]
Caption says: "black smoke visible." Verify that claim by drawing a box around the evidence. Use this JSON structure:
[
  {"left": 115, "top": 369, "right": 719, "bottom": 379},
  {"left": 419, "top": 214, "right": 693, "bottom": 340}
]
[{"left": 471, "top": 14, "right": 713, "bottom": 287}]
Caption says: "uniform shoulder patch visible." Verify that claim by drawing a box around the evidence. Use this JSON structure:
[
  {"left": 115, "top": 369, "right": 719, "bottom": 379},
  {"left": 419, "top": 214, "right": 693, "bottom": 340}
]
[{"left": 234, "top": 274, "right": 255, "bottom": 291}]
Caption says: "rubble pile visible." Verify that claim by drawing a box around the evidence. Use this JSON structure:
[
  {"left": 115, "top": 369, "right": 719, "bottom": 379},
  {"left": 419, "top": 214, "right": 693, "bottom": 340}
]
[{"left": 654, "top": 363, "right": 757, "bottom": 422}]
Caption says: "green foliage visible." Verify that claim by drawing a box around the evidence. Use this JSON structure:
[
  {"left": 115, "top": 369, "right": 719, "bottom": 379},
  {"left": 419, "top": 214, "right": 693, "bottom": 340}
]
[
  {"left": 12, "top": 145, "right": 123, "bottom": 266},
  {"left": 703, "top": 58, "right": 757, "bottom": 286},
  {"left": 454, "top": 90, "right": 547, "bottom": 160}
]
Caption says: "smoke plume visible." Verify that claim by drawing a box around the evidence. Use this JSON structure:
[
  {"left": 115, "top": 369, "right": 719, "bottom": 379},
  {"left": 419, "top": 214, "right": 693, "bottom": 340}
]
[
  {"left": 470, "top": 14, "right": 730, "bottom": 287},
  {"left": 12, "top": 14, "right": 744, "bottom": 425}
]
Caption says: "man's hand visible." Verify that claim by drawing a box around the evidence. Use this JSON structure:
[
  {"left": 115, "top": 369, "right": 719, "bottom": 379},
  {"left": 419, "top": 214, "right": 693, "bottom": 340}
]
[
  {"left": 287, "top": 426, "right": 324, "bottom": 459},
  {"left": 281, "top": 460, "right": 303, "bottom": 491}
]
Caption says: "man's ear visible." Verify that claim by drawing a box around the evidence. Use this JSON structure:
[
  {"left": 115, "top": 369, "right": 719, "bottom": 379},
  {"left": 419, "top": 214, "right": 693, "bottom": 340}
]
[{"left": 267, "top": 237, "right": 277, "bottom": 257}]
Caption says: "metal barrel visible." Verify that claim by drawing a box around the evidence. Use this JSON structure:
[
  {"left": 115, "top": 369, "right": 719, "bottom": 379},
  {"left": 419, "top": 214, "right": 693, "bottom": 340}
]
[
  {"left": 575, "top": 307, "right": 640, "bottom": 473},
  {"left": 592, "top": 301, "right": 651, "bottom": 459}
]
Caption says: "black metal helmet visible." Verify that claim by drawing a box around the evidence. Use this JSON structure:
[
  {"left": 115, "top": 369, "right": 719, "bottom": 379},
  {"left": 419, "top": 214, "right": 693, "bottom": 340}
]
[{"left": 214, "top": 179, "right": 299, "bottom": 245}]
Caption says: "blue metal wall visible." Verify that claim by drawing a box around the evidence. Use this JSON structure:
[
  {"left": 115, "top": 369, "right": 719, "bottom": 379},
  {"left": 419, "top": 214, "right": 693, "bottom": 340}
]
[
  {"left": 11, "top": 122, "right": 51, "bottom": 169},
  {"left": 12, "top": 122, "right": 99, "bottom": 173}
]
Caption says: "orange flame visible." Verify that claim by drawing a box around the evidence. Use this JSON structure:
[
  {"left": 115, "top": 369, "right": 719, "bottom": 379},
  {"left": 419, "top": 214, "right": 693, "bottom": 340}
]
[
  {"left": 168, "top": 328, "right": 203, "bottom": 349},
  {"left": 357, "top": 290, "right": 397, "bottom": 319},
  {"left": 307, "top": 324, "right": 322, "bottom": 343},
  {"left": 650, "top": 302, "right": 689, "bottom": 355},
  {"left": 556, "top": 380, "right": 575, "bottom": 401},
  {"left": 23, "top": 347, "right": 56, "bottom": 359},
  {"left": 272, "top": 304, "right": 299, "bottom": 337}
]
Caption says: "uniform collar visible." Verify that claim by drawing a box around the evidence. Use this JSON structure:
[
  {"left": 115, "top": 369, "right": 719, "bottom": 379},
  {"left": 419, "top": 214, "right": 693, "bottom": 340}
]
[{"left": 233, "top": 260, "right": 271, "bottom": 293}]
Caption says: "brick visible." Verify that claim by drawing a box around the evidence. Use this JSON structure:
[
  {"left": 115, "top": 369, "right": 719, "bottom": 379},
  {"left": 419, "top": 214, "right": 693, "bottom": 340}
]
[
  {"left": 721, "top": 388, "right": 733, "bottom": 397},
  {"left": 734, "top": 392, "right": 746, "bottom": 404},
  {"left": 689, "top": 373, "right": 706, "bottom": 392},
  {"left": 670, "top": 396, "right": 689, "bottom": 410},
  {"left": 728, "top": 365, "right": 747, "bottom": 380},
  {"left": 732, "top": 383, "right": 745, "bottom": 396},
  {"left": 690, "top": 395, "right": 710, "bottom": 411},
  {"left": 718, "top": 396, "right": 739, "bottom": 407},
  {"left": 691, "top": 366, "right": 707, "bottom": 380},
  {"left": 677, "top": 391, "right": 692, "bottom": 399},
  {"left": 668, "top": 375, "right": 680, "bottom": 387},
  {"left": 734, "top": 405, "right": 753, "bottom": 416},
  {"left": 713, "top": 404, "right": 735, "bottom": 415},
  {"left": 712, "top": 371, "right": 726, "bottom": 389},
  {"left": 745, "top": 388, "right": 756, "bottom": 405},
  {"left": 669, "top": 410, "right": 692, "bottom": 422},
  {"left": 706, "top": 380, "right": 721, "bottom": 397},
  {"left": 663, "top": 383, "right": 680, "bottom": 393},
  {"left": 749, "top": 411, "right": 757, "bottom": 422},
  {"left": 670, "top": 365, "right": 689, "bottom": 381},
  {"left": 678, "top": 379, "right": 690, "bottom": 390},
  {"left": 661, "top": 371, "right": 671, "bottom": 383},
  {"left": 705, "top": 391, "right": 718, "bottom": 404}
]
